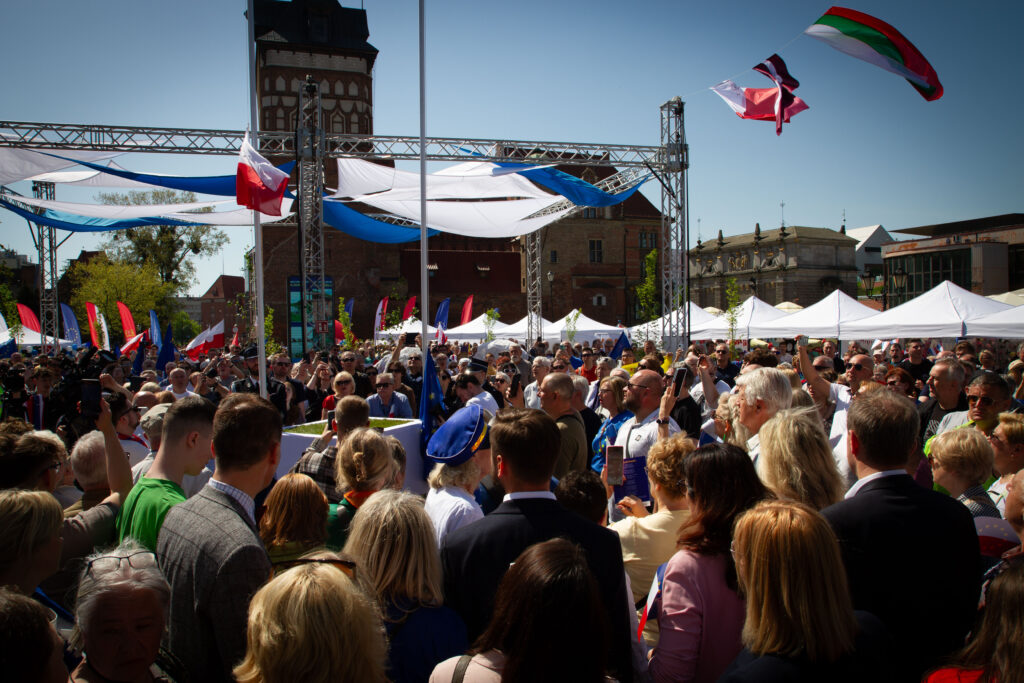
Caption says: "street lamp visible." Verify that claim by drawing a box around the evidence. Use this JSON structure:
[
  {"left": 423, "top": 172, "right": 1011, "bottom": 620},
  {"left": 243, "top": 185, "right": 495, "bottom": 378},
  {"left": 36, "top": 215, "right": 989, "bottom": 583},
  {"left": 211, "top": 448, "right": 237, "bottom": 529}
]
[
  {"left": 891, "top": 266, "right": 908, "bottom": 305},
  {"left": 546, "top": 271, "right": 554, "bottom": 318},
  {"left": 860, "top": 270, "right": 875, "bottom": 300}
]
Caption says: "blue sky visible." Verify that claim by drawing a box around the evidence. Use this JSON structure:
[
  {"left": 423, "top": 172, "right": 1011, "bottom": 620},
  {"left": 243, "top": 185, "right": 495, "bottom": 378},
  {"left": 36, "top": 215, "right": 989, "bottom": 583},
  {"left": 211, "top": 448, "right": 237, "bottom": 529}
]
[{"left": 1, "top": 0, "right": 1021, "bottom": 297}]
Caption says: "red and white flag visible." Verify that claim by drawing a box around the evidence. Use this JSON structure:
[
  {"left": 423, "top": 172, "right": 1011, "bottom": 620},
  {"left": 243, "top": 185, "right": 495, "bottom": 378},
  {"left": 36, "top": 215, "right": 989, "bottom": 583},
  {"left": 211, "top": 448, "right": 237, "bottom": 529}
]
[
  {"left": 16, "top": 304, "right": 41, "bottom": 333},
  {"left": 710, "top": 80, "right": 808, "bottom": 134},
  {"left": 236, "top": 132, "right": 290, "bottom": 216},
  {"left": 121, "top": 331, "right": 146, "bottom": 355},
  {"left": 752, "top": 54, "right": 806, "bottom": 135},
  {"left": 374, "top": 297, "right": 389, "bottom": 332},
  {"left": 334, "top": 320, "right": 345, "bottom": 345},
  {"left": 401, "top": 296, "right": 417, "bottom": 321},
  {"left": 184, "top": 320, "right": 225, "bottom": 360}
]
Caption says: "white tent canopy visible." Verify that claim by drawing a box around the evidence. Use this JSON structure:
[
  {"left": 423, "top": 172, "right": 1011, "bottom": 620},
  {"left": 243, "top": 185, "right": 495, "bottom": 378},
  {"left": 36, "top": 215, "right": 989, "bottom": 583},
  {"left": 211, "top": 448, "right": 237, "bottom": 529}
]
[
  {"left": 689, "top": 296, "right": 790, "bottom": 340},
  {"left": 0, "top": 329, "right": 74, "bottom": 350},
  {"left": 494, "top": 315, "right": 557, "bottom": 342},
  {"left": 843, "top": 281, "right": 1011, "bottom": 339},
  {"left": 546, "top": 310, "right": 622, "bottom": 344},
  {"left": 987, "top": 291, "right": 1024, "bottom": 307},
  {"left": 758, "top": 290, "right": 879, "bottom": 339},
  {"left": 443, "top": 313, "right": 509, "bottom": 342},
  {"left": 965, "top": 304, "right": 1024, "bottom": 338},
  {"left": 628, "top": 303, "right": 717, "bottom": 343},
  {"left": 374, "top": 317, "right": 436, "bottom": 342}
]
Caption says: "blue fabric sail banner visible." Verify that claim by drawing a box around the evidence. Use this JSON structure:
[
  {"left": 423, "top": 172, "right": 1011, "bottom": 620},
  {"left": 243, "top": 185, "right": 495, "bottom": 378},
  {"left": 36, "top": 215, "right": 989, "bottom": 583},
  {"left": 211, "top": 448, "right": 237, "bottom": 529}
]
[
  {"left": 60, "top": 304, "right": 82, "bottom": 346},
  {"left": 0, "top": 197, "right": 196, "bottom": 232},
  {"left": 496, "top": 162, "right": 647, "bottom": 207},
  {"left": 433, "top": 298, "right": 451, "bottom": 332},
  {"left": 322, "top": 199, "right": 437, "bottom": 243},
  {"left": 41, "top": 152, "right": 295, "bottom": 197},
  {"left": 149, "top": 310, "right": 162, "bottom": 349}
]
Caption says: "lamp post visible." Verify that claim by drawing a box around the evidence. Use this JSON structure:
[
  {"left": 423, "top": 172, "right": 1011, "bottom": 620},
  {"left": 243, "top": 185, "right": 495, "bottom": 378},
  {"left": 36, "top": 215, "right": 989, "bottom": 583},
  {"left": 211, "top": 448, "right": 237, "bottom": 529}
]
[
  {"left": 891, "top": 266, "right": 908, "bottom": 306},
  {"left": 860, "top": 270, "right": 875, "bottom": 300},
  {"left": 546, "top": 271, "right": 554, "bottom": 319}
]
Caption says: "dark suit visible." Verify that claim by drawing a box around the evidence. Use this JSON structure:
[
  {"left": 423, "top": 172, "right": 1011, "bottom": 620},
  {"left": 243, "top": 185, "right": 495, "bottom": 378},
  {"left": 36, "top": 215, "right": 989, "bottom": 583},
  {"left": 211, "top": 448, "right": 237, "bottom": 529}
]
[
  {"left": 231, "top": 375, "right": 287, "bottom": 418},
  {"left": 821, "top": 474, "right": 980, "bottom": 683},
  {"left": 441, "top": 496, "right": 633, "bottom": 681},
  {"left": 157, "top": 486, "right": 271, "bottom": 683}
]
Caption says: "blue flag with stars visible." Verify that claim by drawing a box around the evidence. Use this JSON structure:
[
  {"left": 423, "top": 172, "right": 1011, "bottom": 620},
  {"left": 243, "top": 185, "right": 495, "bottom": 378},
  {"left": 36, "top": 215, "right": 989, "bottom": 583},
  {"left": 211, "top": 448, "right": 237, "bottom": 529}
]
[{"left": 419, "top": 349, "right": 448, "bottom": 456}]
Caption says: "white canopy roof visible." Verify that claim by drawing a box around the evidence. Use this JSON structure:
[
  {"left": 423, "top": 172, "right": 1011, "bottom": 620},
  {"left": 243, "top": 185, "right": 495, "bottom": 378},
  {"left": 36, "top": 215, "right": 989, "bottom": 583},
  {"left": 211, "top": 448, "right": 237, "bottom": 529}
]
[
  {"left": 0, "top": 329, "right": 74, "bottom": 349},
  {"left": 628, "top": 303, "right": 717, "bottom": 342},
  {"left": 494, "top": 315, "right": 558, "bottom": 342},
  {"left": 987, "top": 291, "right": 1024, "bottom": 307},
  {"left": 842, "top": 281, "right": 1011, "bottom": 339},
  {"left": 757, "top": 290, "right": 879, "bottom": 338},
  {"left": 965, "top": 304, "right": 1024, "bottom": 338},
  {"left": 443, "top": 313, "right": 509, "bottom": 341},
  {"left": 373, "top": 317, "right": 436, "bottom": 342},
  {"left": 546, "top": 310, "right": 623, "bottom": 343},
  {"left": 689, "top": 296, "right": 790, "bottom": 340}
]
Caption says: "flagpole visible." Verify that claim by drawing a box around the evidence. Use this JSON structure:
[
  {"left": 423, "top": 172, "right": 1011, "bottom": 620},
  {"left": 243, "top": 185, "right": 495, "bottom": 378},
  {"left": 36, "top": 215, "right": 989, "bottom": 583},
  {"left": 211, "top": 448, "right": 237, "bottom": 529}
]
[
  {"left": 246, "top": 0, "right": 268, "bottom": 398},
  {"left": 418, "top": 0, "right": 429, "bottom": 356}
]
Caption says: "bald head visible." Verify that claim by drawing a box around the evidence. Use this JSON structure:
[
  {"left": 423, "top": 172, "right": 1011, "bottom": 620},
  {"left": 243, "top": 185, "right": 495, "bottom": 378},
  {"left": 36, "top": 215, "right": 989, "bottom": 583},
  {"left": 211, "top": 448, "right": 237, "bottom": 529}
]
[{"left": 845, "top": 354, "right": 874, "bottom": 391}]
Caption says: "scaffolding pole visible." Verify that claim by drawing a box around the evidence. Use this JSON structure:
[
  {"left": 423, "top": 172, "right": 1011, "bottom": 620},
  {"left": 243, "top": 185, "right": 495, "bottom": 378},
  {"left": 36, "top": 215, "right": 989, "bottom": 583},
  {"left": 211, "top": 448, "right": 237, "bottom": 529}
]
[
  {"left": 296, "top": 77, "right": 326, "bottom": 354},
  {"left": 28, "top": 181, "right": 60, "bottom": 352},
  {"left": 659, "top": 98, "right": 689, "bottom": 352}
]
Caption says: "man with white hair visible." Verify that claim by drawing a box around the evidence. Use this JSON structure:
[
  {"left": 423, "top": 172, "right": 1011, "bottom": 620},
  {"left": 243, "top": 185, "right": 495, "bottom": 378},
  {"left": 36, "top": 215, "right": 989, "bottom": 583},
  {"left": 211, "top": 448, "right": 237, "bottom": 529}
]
[
  {"left": 733, "top": 367, "right": 793, "bottom": 464},
  {"left": 524, "top": 356, "right": 551, "bottom": 410},
  {"left": 570, "top": 374, "right": 603, "bottom": 463},
  {"left": 62, "top": 430, "right": 111, "bottom": 518},
  {"left": 509, "top": 343, "right": 532, "bottom": 383}
]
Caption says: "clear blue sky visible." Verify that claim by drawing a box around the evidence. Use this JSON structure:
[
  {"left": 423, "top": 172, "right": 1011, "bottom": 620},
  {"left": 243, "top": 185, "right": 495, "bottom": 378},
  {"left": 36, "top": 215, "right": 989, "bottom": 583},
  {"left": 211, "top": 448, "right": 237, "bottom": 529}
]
[{"left": 1, "top": 0, "right": 1021, "bottom": 298}]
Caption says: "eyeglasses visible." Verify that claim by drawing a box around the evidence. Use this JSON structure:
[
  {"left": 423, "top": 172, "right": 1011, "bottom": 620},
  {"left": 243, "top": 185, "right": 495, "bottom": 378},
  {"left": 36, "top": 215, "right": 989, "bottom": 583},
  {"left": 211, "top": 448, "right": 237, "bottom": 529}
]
[
  {"left": 849, "top": 363, "right": 868, "bottom": 372},
  {"left": 494, "top": 378, "right": 508, "bottom": 384},
  {"left": 271, "top": 557, "right": 357, "bottom": 580},
  {"left": 341, "top": 357, "right": 356, "bottom": 363},
  {"left": 626, "top": 382, "right": 650, "bottom": 392},
  {"left": 334, "top": 379, "right": 352, "bottom": 387},
  {"left": 967, "top": 395, "right": 994, "bottom": 406},
  {"left": 86, "top": 550, "right": 156, "bottom": 575},
  {"left": 582, "top": 353, "right": 593, "bottom": 358},
  {"left": 715, "top": 349, "right": 728, "bottom": 354},
  {"left": 376, "top": 382, "right": 392, "bottom": 389},
  {"left": 552, "top": 364, "right": 566, "bottom": 370}
]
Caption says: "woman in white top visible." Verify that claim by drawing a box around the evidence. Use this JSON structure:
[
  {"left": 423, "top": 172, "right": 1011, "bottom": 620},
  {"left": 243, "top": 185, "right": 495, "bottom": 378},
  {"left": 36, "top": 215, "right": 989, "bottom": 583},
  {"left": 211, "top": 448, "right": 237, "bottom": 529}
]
[{"left": 423, "top": 405, "right": 493, "bottom": 546}]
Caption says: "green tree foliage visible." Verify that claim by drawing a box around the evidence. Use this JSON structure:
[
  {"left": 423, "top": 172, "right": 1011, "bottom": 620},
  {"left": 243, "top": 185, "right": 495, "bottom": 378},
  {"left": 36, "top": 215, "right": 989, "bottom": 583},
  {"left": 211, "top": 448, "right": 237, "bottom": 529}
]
[
  {"left": 169, "top": 310, "right": 201, "bottom": 348},
  {"left": 383, "top": 280, "right": 414, "bottom": 331},
  {"left": 636, "top": 249, "right": 661, "bottom": 322},
  {"left": 724, "top": 277, "right": 742, "bottom": 355},
  {"left": 263, "top": 305, "right": 284, "bottom": 356},
  {"left": 483, "top": 308, "right": 500, "bottom": 342},
  {"left": 66, "top": 256, "right": 175, "bottom": 343},
  {"left": 337, "top": 297, "right": 356, "bottom": 350},
  {"left": 97, "top": 190, "right": 228, "bottom": 292},
  {"left": 564, "top": 309, "right": 581, "bottom": 343}
]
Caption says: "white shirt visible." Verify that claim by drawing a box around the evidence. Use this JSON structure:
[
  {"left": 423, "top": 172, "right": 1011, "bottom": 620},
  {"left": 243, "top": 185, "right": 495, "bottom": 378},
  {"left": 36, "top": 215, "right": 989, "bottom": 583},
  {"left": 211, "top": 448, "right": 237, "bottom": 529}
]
[
  {"left": 613, "top": 411, "right": 681, "bottom": 462},
  {"left": 425, "top": 486, "right": 483, "bottom": 547},
  {"left": 170, "top": 388, "right": 197, "bottom": 400},
  {"left": 467, "top": 390, "right": 499, "bottom": 414},
  {"left": 844, "top": 469, "right": 907, "bottom": 499},
  {"left": 827, "top": 383, "right": 856, "bottom": 487},
  {"left": 524, "top": 380, "right": 541, "bottom": 409}
]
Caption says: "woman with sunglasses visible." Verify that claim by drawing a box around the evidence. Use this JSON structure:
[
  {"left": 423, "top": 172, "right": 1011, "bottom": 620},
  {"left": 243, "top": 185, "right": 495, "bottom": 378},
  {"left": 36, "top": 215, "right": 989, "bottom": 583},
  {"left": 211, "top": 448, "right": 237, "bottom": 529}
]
[
  {"left": 345, "top": 490, "right": 467, "bottom": 683},
  {"left": 320, "top": 371, "right": 355, "bottom": 422},
  {"left": 305, "top": 361, "right": 334, "bottom": 422},
  {"left": 70, "top": 540, "right": 179, "bottom": 682}
]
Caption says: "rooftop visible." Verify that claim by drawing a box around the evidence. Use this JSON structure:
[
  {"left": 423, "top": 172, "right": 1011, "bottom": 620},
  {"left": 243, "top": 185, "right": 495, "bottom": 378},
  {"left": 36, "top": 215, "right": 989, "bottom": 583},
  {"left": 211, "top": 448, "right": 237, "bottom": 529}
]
[
  {"left": 894, "top": 213, "right": 1024, "bottom": 237},
  {"left": 694, "top": 225, "right": 856, "bottom": 251},
  {"left": 254, "top": 0, "right": 378, "bottom": 59}
]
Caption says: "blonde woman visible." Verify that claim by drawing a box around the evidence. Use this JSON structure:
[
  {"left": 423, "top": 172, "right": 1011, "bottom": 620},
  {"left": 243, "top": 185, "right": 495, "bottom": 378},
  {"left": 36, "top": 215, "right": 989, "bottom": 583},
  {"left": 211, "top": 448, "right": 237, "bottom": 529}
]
[
  {"left": 330, "top": 427, "right": 398, "bottom": 545},
  {"left": 345, "top": 490, "right": 468, "bottom": 683},
  {"left": 0, "top": 489, "right": 63, "bottom": 596},
  {"left": 321, "top": 371, "right": 356, "bottom": 421},
  {"left": 721, "top": 501, "right": 888, "bottom": 682},
  {"left": 929, "top": 428, "right": 1001, "bottom": 518},
  {"left": 234, "top": 560, "right": 388, "bottom": 683},
  {"left": 423, "top": 405, "right": 492, "bottom": 546},
  {"left": 757, "top": 408, "right": 846, "bottom": 510}
]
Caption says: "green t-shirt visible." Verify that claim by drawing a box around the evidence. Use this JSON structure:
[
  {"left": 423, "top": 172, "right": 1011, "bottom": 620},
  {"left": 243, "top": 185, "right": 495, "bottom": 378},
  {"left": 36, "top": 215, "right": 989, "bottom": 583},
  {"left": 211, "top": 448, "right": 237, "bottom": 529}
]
[{"left": 115, "top": 477, "right": 186, "bottom": 551}]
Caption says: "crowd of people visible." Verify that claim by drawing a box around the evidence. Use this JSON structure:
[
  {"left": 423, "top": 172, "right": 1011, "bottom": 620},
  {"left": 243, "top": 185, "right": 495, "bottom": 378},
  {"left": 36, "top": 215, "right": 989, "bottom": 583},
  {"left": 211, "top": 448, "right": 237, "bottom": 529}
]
[{"left": 1, "top": 330, "right": 1024, "bottom": 682}]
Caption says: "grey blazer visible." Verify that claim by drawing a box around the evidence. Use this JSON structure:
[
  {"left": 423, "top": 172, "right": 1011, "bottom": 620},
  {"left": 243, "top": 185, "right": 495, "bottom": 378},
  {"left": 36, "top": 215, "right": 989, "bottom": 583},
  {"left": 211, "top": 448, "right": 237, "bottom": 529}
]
[{"left": 157, "top": 486, "right": 270, "bottom": 683}]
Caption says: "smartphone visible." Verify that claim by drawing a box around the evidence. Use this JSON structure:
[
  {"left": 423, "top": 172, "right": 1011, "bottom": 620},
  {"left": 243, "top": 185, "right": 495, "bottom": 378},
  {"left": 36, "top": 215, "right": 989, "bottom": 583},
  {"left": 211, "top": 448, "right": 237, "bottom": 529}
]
[
  {"left": 509, "top": 373, "right": 521, "bottom": 396},
  {"left": 606, "top": 446, "right": 624, "bottom": 486},
  {"left": 205, "top": 364, "right": 218, "bottom": 379},
  {"left": 80, "top": 379, "right": 102, "bottom": 420},
  {"left": 673, "top": 366, "right": 691, "bottom": 395},
  {"left": 128, "top": 375, "right": 145, "bottom": 392}
]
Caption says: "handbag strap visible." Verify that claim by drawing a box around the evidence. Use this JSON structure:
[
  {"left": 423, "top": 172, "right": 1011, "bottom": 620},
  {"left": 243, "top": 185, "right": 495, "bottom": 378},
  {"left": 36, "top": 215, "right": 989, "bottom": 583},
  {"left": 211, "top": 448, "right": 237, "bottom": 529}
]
[{"left": 452, "top": 654, "right": 473, "bottom": 683}]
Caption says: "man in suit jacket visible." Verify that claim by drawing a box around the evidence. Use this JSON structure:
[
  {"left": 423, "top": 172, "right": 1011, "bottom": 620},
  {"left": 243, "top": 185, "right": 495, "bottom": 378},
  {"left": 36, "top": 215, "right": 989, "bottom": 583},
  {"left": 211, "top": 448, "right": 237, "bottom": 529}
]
[
  {"left": 157, "top": 394, "right": 282, "bottom": 683},
  {"left": 441, "top": 407, "right": 633, "bottom": 681},
  {"left": 821, "top": 390, "right": 980, "bottom": 683}
]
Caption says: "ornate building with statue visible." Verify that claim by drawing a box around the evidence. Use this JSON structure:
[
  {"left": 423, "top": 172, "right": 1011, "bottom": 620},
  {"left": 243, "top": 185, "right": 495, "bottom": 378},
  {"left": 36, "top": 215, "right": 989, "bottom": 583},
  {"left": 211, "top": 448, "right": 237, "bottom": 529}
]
[{"left": 688, "top": 224, "right": 859, "bottom": 309}]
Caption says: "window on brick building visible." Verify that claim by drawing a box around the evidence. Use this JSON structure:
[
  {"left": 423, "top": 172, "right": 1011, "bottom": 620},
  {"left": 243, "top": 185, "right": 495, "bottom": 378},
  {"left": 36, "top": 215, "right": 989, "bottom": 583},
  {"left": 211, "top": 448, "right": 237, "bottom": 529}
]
[
  {"left": 593, "top": 294, "right": 607, "bottom": 307},
  {"left": 550, "top": 250, "right": 558, "bottom": 263},
  {"left": 589, "top": 240, "right": 603, "bottom": 263},
  {"left": 582, "top": 208, "right": 597, "bottom": 219}
]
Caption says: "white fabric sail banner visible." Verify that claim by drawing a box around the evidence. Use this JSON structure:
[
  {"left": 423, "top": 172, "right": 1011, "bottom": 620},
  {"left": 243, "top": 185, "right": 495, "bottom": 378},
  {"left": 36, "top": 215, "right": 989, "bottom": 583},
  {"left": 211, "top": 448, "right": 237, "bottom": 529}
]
[
  {"left": 332, "top": 158, "right": 553, "bottom": 200},
  {"left": 163, "top": 199, "right": 293, "bottom": 225},
  {"left": 7, "top": 194, "right": 292, "bottom": 226},
  {"left": 26, "top": 161, "right": 155, "bottom": 188},
  {"left": 357, "top": 194, "right": 570, "bottom": 238},
  {"left": 0, "top": 144, "right": 120, "bottom": 186}
]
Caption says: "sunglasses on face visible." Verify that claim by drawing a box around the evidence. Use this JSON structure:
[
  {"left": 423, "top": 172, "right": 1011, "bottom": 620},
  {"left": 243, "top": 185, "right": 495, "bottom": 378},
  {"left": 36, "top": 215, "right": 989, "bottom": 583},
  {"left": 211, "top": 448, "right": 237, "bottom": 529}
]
[
  {"left": 967, "top": 395, "right": 994, "bottom": 406},
  {"left": 376, "top": 382, "right": 392, "bottom": 389},
  {"left": 552, "top": 365, "right": 566, "bottom": 370},
  {"left": 849, "top": 363, "right": 868, "bottom": 372},
  {"left": 335, "top": 380, "right": 352, "bottom": 387}
]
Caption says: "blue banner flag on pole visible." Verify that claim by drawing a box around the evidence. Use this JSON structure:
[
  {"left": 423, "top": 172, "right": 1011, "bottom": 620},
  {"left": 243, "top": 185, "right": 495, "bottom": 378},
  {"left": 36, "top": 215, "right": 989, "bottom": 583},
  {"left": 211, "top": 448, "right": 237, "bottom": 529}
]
[
  {"left": 610, "top": 331, "right": 631, "bottom": 360},
  {"left": 344, "top": 299, "right": 354, "bottom": 319},
  {"left": 60, "top": 303, "right": 82, "bottom": 347},
  {"left": 155, "top": 324, "right": 176, "bottom": 373},
  {"left": 149, "top": 310, "right": 162, "bottom": 349},
  {"left": 419, "top": 351, "right": 448, "bottom": 456},
  {"left": 433, "top": 298, "right": 450, "bottom": 332}
]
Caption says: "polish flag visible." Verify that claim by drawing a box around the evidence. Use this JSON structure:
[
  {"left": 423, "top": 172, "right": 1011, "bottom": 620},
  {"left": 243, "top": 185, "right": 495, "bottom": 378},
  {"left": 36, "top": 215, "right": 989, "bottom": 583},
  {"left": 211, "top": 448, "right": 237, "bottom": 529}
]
[
  {"left": 184, "top": 320, "right": 224, "bottom": 360},
  {"left": 236, "top": 133, "right": 290, "bottom": 216},
  {"left": 374, "top": 298, "right": 389, "bottom": 332},
  {"left": 121, "top": 331, "right": 146, "bottom": 355},
  {"left": 710, "top": 80, "right": 808, "bottom": 135}
]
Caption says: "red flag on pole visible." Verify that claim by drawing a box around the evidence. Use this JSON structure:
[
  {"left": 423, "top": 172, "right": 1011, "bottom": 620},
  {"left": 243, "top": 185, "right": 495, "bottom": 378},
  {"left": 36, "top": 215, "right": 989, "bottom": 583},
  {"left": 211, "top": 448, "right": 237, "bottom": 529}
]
[
  {"left": 334, "top": 320, "right": 345, "bottom": 345},
  {"left": 460, "top": 296, "right": 474, "bottom": 326},
  {"left": 116, "top": 301, "right": 137, "bottom": 339},
  {"left": 236, "top": 132, "right": 290, "bottom": 216},
  {"left": 401, "top": 296, "right": 417, "bottom": 321},
  {"left": 16, "top": 304, "right": 41, "bottom": 333},
  {"left": 85, "top": 302, "right": 101, "bottom": 347}
]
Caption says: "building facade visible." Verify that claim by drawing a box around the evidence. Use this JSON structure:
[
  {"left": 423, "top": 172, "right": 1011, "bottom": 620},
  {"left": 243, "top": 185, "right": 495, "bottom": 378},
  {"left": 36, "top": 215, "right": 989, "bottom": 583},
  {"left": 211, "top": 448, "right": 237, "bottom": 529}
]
[
  {"left": 688, "top": 224, "right": 859, "bottom": 309},
  {"left": 883, "top": 214, "right": 1024, "bottom": 306}
]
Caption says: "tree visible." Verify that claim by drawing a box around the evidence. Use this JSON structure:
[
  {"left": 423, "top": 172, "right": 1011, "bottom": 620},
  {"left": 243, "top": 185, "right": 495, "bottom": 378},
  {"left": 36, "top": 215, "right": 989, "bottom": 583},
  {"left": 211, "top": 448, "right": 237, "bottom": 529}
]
[
  {"left": 263, "top": 305, "right": 284, "bottom": 356},
  {"left": 97, "top": 190, "right": 228, "bottom": 292},
  {"left": 724, "top": 277, "right": 742, "bottom": 355},
  {"left": 336, "top": 297, "right": 357, "bottom": 350},
  {"left": 483, "top": 308, "right": 500, "bottom": 342},
  {"left": 169, "top": 310, "right": 201, "bottom": 348},
  {"left": 635, "top": 249, "right": 661, "bottom": 322},
  {"left": 383, "top": 280, "right": 414, "bottom": 331},
  {"left": 564, "top": 309, "right": 581, "bottom": 343},
  {"left": 66, "top": 255, "right": 176, "bottom": 344}
]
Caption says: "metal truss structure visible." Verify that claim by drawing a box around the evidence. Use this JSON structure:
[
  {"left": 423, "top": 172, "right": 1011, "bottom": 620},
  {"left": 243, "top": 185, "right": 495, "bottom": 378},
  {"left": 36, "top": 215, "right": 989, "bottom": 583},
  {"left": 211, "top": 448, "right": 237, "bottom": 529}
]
[
  {"left": 27, "top": 181, "right": 65, "bottom": 351},
  {"left": 658, "top": 98, "right": 689, "bottom": 350},
  {"left": 296, "top": 77, "right": 327, "bottom": 351},
  {"left": 0, "top": 113, "right": 685, "bottom": 353}
]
